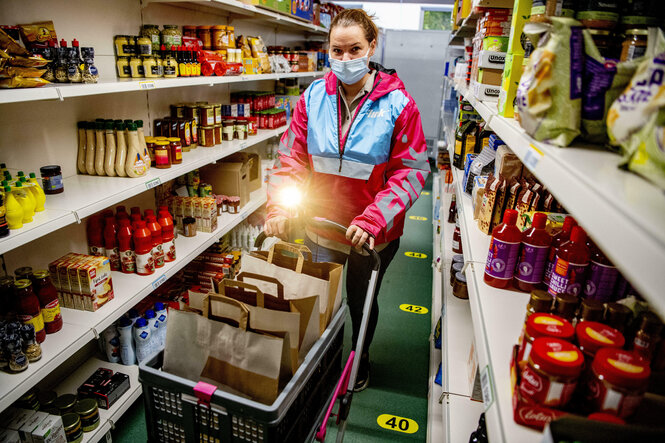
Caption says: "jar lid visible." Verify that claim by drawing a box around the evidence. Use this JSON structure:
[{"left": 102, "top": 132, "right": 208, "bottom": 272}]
[
  {"left": 143, "top": 24, "right": 158, "bottom": 28},
  {"left": 62, "top": 413, "right": 81, "bottom": 431},
  {"left": 452, "top": 262, "right": 464, "bottom": 273},
  {"left": 32, "top": 269, "right": 50, "bottom": 279},
  {"left": 452, "top": 254, "right": 464, "bottom": 264},
  {"left": 200, "top": 126, "right": 215, "bottom": 129},
  {"left": 530, "top": 337, "right": 583, "bottom": 377},
  {"left": 40, "top": 165, "right": 62, "bottom": 175},
  {"left": 587, "top": 412, "right": 625, "bottom": 424},
  {"left": 75, "top": 398, "right": 98, "bottom": 416},
  {"left": 200, "top": 104, "right": 214, "bottom": 109},
  {"left": 55, "top": 393, "right": 78, "bottom": 411},
  {"left": 197, "top": 25, "right": 212, "bottom": 30},
  {"left": 183, "top": 25, "right": 197, "bottom": 29},
  {"left": 14, "top": 279, "right": 32, "bottom": 289},
  {"left": 214, "top": 124, "right": 222, "bottom": 128},
  {"left": 454, "top": 271, "right": 466, "bottom": 283},
  {"left": 183, "top": 216, "right": 196, "bottom": 223},
  {"left": 155, "top": 140, "right": 170, "bottom": 146},
  {"left": 223, "top": 119, "right": 236, "bottom": 124},
  {"left": 213, "top": 25, "right": 227, "bottom": 29},
  {"left": 38, "top": 390, "right": 58, "bottom": 407},
  {"left": 625, "top": 28, "right": 649, "bottom": 36},
  {"left": 576, "top": 321, "right": 625, "bottom": 355},
  {"left": 525, "top": 313, "right": 574, "bottom": 340},
  {"left": 164, "top": 24, "right": 179, "bottom": 28},
  {"left": 592, "top": 348, "right": 651, "bottom": 389},
  {"left": 167, "top": 137, "right": 181, "bottom": 142},
  {"left": 528, "top": 290, "right": 553, "bottom": 313},
  {"left": 588, "top": 29, "right": 612, "bottom": 36},
  {"left": 0, "top": 276, "right": 15, "bottom": 287}
]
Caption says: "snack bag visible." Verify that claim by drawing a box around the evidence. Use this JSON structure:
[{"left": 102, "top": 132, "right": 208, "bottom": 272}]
[
  {"left": 516, "top": 18, "right": 584, "bottom": 147},
  {"left": 249, "top": 36, "right": 271, "bottom": 74},
  {"left": 18, "top": 21, "right": 57, "bottom": 51}
]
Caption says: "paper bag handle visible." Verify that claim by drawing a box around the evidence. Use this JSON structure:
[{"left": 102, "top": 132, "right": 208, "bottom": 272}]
[
  {"left": 267, "top": 241, "right": 312, "bottom": 273},
  {"left": 236, "top": 272, "right": 285, "bottom": 300},
  {"left": 218, "top": 278, "right": 266, "bottom": 307},
  {"left": 202, "top": 294, "right": 249, "bottom": 330}
]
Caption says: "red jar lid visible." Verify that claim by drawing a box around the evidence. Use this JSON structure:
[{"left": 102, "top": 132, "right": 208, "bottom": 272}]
[
  {"left": 530, "top": 337, "right": 583, "bottom": 377},
  {"left": 587, "top": 412, "right": 625, "bottom": 424},
  {"left": 576, "top": 321, "right": 625, "bottom": 355},
  {"left": 526, "top": 313, "right": 574, "bottom": 341},
  {"left": 592, "top": 348, "right": 651, "bottom": 390}
]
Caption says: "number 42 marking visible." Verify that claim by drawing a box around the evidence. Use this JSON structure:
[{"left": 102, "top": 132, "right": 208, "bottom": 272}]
[
  {"left": 400, "top": 304, "right": 429, "bottom": 315},
  {"left": 377, "top": 414, "right": 419, "bottom": 434}
]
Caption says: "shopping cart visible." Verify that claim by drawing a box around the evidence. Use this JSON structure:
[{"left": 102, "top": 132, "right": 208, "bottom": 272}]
[{"left": 138, "top": 217, "right": 380, "bottom": 443}]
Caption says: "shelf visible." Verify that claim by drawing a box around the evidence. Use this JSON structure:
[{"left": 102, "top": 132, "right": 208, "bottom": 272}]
[
  {"left": 444, "top": 394, "right": 485, "bottom": 443},
  {"left": 143, "top": 0, "right": 327, "bottom": 35},
  {"left": 0, "top": 126, "right": 285, "bottom": 255},
  {"left": 0, "top": 71, "right": 325, "bottom": 105},
  {"left": 454, "top": 84, "right": 665, "bottom": 319}
]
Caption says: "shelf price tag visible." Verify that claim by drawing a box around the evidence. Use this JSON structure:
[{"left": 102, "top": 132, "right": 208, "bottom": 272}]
[
  {"left": 239, "top": 141, "right": 248, "bottom": 150},
  {"left": 409, "top": 215, "right": 427, "bottom": 221},
  {"left": 377, "top": 414, "right": 418, "bottom": 434},
  {"left": 421, "top": 191, "right": 430, "bottom": 196},
  {"left": 139, "top": 80, "right": 156, "bottom": 90},
  {"left": 524, "top": 144, "right": 544, "bottom": 170},
  {"left": 404, "top": 251, "right": 427, "bottom": 259},
  {"left": 481, "top": 365, "right": 495, "bottom": 411},
  {"left": 399, "top": 304, "right": 429, "bottom": 315},
  {"left": 145, "top": 178, "right": 161, "bottom": 190},
  {"left": 152, "top": 274, "right": 167, "bottom": 290}
]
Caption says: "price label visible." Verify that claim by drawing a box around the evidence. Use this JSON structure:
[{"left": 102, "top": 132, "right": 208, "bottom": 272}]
[
  {"left": 404, "top": 251, "right": 427, "bottom": 259},
  {"left": 239, "top": 142, "right": 248, "bottom": 150},
  {"left": 377, "top": 414, "right": 418, "bottom": 434},
  {"left": 399, "top": 304, "right": 429, "bottom": 315},
  {"left": 145, "top": 178, "right": 161, "bottom": 190},
  {"left": 294, "top": 238, "right": 304, "bottom": 244},
  {"left": 139, "top": 80, "right": 156, "bottom": 90},
  {"left": 481, "top": 365, "right": 494, "bottom": 411},
  {"left": 152, "top": 274, "right": 167, "bottom": 290},
  {"left": 524, "top": 144, "right": 544, "bottom": 170},
  {"left": 409, "top": 215, "right": 427, "bottom": 221},
  {"left": 421, "top": 191, "right": 430, "bottom": 196}
]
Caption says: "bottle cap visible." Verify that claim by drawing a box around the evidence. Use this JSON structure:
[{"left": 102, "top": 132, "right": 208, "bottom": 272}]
[
  {"left": 570, "top": 226, "right": 586, "bottom": 243},
  {"left": 72, "top": 39, "right": 79, "bottom": 47},
  {"left": 29, "top": 173, "right": 36, "bottom": 179},
  {"left": 128, "top": 308, "right": 140, "bottom": 319},
  {"left": 503, "top": 209, "right": 518, "bottom": 225},
  {"left": 145, "top": 309, "right": 156, "bottom": 319},
  {"left": 155, "top": 302, "right": 165, "bottom": 311},
  {"left": 135, "top": 120, "right": 144, "bottom": 128},
  {"left": 562, "top": 216, "right": 577, "bottom": 233},
  {"left": 131, "top": 206, "right": 141, "bottom": 214},
  {"left": 135, "top": 318, "right": 148, "bottom": 328},
  {"left": 15, "top": 182, "right": 22, "bottom": 188},
  {"left": 532, "top": 212, "right": 547, "bottom": 229},
  {"left": 105, "top": 121, "right": 114, "bottom": 130},
  {"left": 17, "top": 171, "right": 24, "bottom": 176},
  {"left": 118, "top": 316, "right": 132, "bottom": 327},
  {"left": 144, "top": 209, "right": 154, "bottom": 218}
]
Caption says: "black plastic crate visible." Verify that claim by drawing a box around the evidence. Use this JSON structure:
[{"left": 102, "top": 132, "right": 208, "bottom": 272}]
[{"left": 139, "top": 307, "right": 345, "bottom": 443}]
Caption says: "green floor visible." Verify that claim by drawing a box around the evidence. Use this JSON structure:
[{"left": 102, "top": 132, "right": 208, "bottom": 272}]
[{"left": 112, "top": 175, "right": 434, "bottom": 442}]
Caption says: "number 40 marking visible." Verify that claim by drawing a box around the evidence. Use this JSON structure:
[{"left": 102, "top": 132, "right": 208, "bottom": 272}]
[{"left": 377, "top": 414, "right": 419, "bottom": 434}]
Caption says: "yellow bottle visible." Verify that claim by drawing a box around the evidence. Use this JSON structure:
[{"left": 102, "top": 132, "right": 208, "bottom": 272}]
[
  {"left": 26, "top": 175, "right": 46, "bottom": 212},
  {"left": 15, "top": 181, "right": 36, "bottom": 223},
  {"left": 4, "top": 185, "right": 23, "bottom": 229},
  {"left": 12, "top": 183, "right": 33, "bottom": 223}
]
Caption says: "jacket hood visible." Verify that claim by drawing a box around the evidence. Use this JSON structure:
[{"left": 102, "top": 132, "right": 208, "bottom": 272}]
[{"left": 324, "top": 61, "right": 406, "bottom": 100}]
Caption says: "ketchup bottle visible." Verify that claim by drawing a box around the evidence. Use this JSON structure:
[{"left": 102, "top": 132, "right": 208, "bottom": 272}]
[
  {"left": 118, "top": 219, "right": 136, "bottom": 274},
  {"left": 104, "top": 216, "right": 121, "bottom": 271},
  {"left": 116, "top": 205, "right": 129, "bottom": 221},
  {"left": 583, "top": 240, "right": 619, "bottom": 302},
  {"left": 134, "top": 220, "right": 155, "bottom": 275},
  {"left": 543, "top": 216, "right": 577, "bottom": 287},
  {"left": 87, "top": 214, "right": 105, "bottom": 256},
  {"left": 131, "top": 213, "right": 142, "bottom": 230},
  {"left": 514, "top": 212, "right": 552, "bottom": 292},
  {"left": 158, "top": 209, "right": 176, "bottom": 262},
  {"left": 484, "top": 209, "right": 522, "bottom": 289},
  {"left": 144, "top": 209, "right": 155, "bottom": 219},
  {"left": 547, "top": 226, "right": 590, "bottom": 297},
  {"left": 146, "top": 215, "right": 164, "bottom": 268}
]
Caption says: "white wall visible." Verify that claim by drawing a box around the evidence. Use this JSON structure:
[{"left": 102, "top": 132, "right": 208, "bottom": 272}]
[{"left": 335, "top": 2, "right": 452, "bottom": 31}]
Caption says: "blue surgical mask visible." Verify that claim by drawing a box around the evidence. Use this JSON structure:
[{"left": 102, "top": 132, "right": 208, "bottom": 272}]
[{"left": 329, "top": 49, "right": 371, "bottom": 85}]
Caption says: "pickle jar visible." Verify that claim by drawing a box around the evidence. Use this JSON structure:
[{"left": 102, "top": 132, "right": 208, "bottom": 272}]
[
  {"left": 141, "top": 24, "right": 161, "bottom": 52},
  {"left": 161, "top": 25, "right": 182, "bottom": 48}
]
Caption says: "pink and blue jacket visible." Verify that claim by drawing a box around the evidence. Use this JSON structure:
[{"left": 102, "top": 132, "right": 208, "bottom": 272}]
[{"left": 267, "top": 63, "right": 430, "bottom": 246}]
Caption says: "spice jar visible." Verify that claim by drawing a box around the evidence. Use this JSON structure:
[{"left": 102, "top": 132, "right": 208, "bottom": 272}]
[
  {"left": 114, "top": 35, "right": 133, "bottom": 57},
  {"left": 452, "top": 271, "right": 468, "bottom": 300},
  {"left": 33, "top": 270, "right": 62, "bottom": 334},
  {"left": 154, "top": 140, "right": 171, "bottom": 169},
  {"left": 585, "top": 348, "right": 650, "bottom": 418},
  {"left": 75, "top": 398, "right": 100, "bottom": 432},
  {"left": 212, "top": 25, "right": 228, "bottom": 51},
  {"left": 62, "top": 413, "right": 83, "bottom": 443},
  {"left": 518, "top": 313, "right": 574, "bottom": 364},
  {"left": 519, "top": 338, "right": 583, "bottom": 408},
  {"left": 576, "top": 321, "right": 624, "bottom": 366},
  {"left": 168, "top": 138, "right": 183, "bottom": 164},
  {"left": 450, "top": 262, "right": 463, "bottom": 286},
  {"left": 213, "top": 103, "right": 222, "bottom": 125},
  {"left": 199, "top": 126, "right": 215, "bottom": 147},
  {"left": 222, "top": 119, "right": 235, "bottom": 141},
  {"left": 40, "top": 165, "right": 63, "bottom": 194},
  {"left": 183, "top": 217, "right": 196, "bottom": 237},
  {"left": 116, "top": 57, "right": 131, "bottom": 78},
  {"left": 576, "top": 1, "right": 620, "bottom": 30},
  {"left": 621, "top": 29, "right": 649, "bottom": 62},
  {"left": 197, "top": 26, "right": 212, "bottom": 50},
  {"left": 235, "top": 119, "right": 248, "bottom": 140},
  {"left": 55, "top": 394, "right": 78, "bottom": 415},
  {"left": 199, "top": 104, "right": 215, "bottom": 127},
  {"left": 213, "top": 124, "right": 222, "bottom": 145},
  {"left": 15, "top": 279, "right": 46, "bottom": 343}
]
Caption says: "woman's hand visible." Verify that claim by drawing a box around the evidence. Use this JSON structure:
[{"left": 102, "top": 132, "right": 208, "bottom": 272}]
[
  {"left": 264, "top": 216, "right": 289, "bottom": 239},
  {"left": 346, "top": 225, "right": 375, "bottom": 250}
]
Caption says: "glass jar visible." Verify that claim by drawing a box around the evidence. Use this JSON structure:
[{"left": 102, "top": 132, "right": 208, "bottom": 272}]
[
  {"left": 199, "top": 105, "right": 215, "bottom": 127},
  {"left": 33, "top": 270, "right": 62, "bottom": 334},
  {"left": 136, "top": 36, "right": 152, "bottom": 57},
  {"left": 450, "top": 262, "right": 463, "bottom": 286},
  {"left": 114, "top": 35, "right": 133, "bottom": 57},
  {"left": 246, "top": 116, "right": 258, "bottom": 135},
  {"left": 39, "top": 165, "right": 64, "bottom": 194},
  {"left": 519, "top": 338, "right": 583, "bottom": 408},
  {"left": 55, "top": 394, "right": 78, "bottom": 415},
  {"left": 213, "top": 103, "right": 222, "bottom": 125},
  {"left": 518, "top": 313, "right": 574, "bottom": 364},
  {"left": 141, "top": 25, "right": 161, "bottom": 52},
  {"left": 183, "top": 26, "right": 197, "bottom": 38},
  {"left": 154, "top": 141, "right": 171, "bottom": 169},
  {"left": 38, "top": 391, "right": 58, "bottom": 415},
  {"left": 142, "top": 56, "right": 160, "bottom": 78},
  {"left": 183, "top": 217, "right": 197, "bottom": 237},
  {"left": 197, "top": 26, "right": 213, "bottom": 50},
  {"left": 576, "top": 321, "right": 624, "bottom": 366},
  {"left": 588, "top": 29, "right": 616, "bottom": 59},
  {"left": 235, "top": 119, "right": 248, "bottom": 140},
  {"left": 161, "top": 25, "right": 182, "bottom": 49},
  {"left": 0, "top": 276, "right": 15, "bottom": 319},
  {"left": 576, "top": 0, "right": 620, "bottom": 30},
  {"left": 199, "top": 126, "right": 215, "bottom": 147},
  {"left": 452, "top": 271, "right": 468, "bottom": 299},
  {"left": 229, "top": 197, "right": 240, "bottom": 214},
  {"left": 129, "top": 57, "right": 144, "bottom": 78},
  {"left": 212, "top": 25, "right": 227, "bottom": 51},
  {"left": 621, "top": 29, "right": 649, "bottom": 62},
  {"left": 585, "top": 348, "right": 650, "bottom": 418},
  {"left": 168, "top": 138, "right": 183, "bottom": 164},
  {"left": 213, "top": 124, "right": 222, "bottom": 145},
  {"left": 621, "top": 0, "right": 659, "bottom": 29},
  {"left": 116, "top": 57, "right": 131, "bottom": 78},
  {"left": 75, "top": 398, "right": 100, "bottom": 432},
  {"left": 552, "top": 293, "right": 579, "bottom": 323},
  {"left": 145, "top": 137, "right": 156, "bottom": 166},
  {"left": 222, "top": 119, "right": 235, "bottom": 141},
  {"left": 15, "top": 266, "right": 33, "bottom": 280},
  {"left": 62, "top": 413, "right": 83, "bottom": 443}
]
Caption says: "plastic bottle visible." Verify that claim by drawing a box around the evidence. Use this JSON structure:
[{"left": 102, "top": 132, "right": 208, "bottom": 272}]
[
  {"left": 12, "top": 182, "right": 34, "bottom": 223},
  {"left": 117, "top": 316, "right": 136, "bottom": 365},
  {"left": 135, "top": 120, "right": 151, "bottom": 171},
  {"left": 87, "top": 214, "right": 104, "bottom": 256},
  {"left": 104, "top": 121, "right": 117, "bottom": 177},
  {"left": 131, "top": 213, "right": 142, "bottom": 230},
  {"left": 154, "top": 302, "right": 168, "bottom": 348},
  {"left": 548, "top": 226, "right": 590, "bottom": 297},
  {"left": 514, "top": 212, "right": 552, "bottom": 292},
  {"left": 484, "top": 209, "right": 522, "bottom": 289},
  {"left": 114, "top": 120, "right": 128, "bottom": 177},
  {"left": 4, "top": 185, "right": 23, "bottom": 229},
  {"left": 146, "top": 215, "right": 164, "bottom": 268},
  {"left": 118, "top": 219, "right": 136, "bottom": 274},
  {"left": 543, "top": 216, "right": 577, "bottom": 287},
  {"left": 134, "top": 220, "right": 155, "bottom": 275},
  {"left": 116, "top": 205, "right": 129, "bottom": 221},
  {"left": 102, "top": 326, "right": 121, "bottom": 363},
  {"left": 125, "top": 123, "right": 147, "bottom": 178},
  {"left": 27, "top": 173, "right": 46, "bottom": 212},
  {"left": 0, "top": 187, "right": 8, "bottom": 238},
  {"left": 583, "top": 241, "right": 619, "bottom": 302},
  {"left": 133, "top": 317, "right": 152, "bottom": 363},
  {"left": 158, "top": 209, "right": 176, "bottom": 262},
  {"left": 85, "top": 121, "right": 97, "bottom": 175},
  {"left": 94, "top": 121, "right": 106, "bottom": 176},
  {"left": 103, "top": 216, "right": 120, "bottom": 271},
  {"left": 19, "top": 178, "right": 42, "bottom": 214},
  {"left": 145, "top": 309, "right": 160, "bottom": 353},
  {"left": 77, "top": 121, "right": 88, "bottom": 174}
]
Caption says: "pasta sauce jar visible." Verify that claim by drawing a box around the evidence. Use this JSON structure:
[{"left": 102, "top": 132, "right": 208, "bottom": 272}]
[
  {"left": 519, "top": 338, "right": 583, "bottom": 408},
  {"left": 518, "top": 313, "right": 574, "bottom": 364}
]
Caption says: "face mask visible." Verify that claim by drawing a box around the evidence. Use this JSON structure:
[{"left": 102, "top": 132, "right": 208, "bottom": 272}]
[{"left": 329, "top": 48, "right": 371, "bottom": 85}]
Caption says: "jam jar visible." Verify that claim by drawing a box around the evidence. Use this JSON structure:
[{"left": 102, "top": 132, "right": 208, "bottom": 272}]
[
  {"left": 575, "top": 321, "right": 625, "bottom": 366},
  {"left": 518, "top": 313, "right": 575, "bottom": 364},
  {"left": 40, "top": 165, "right": 64, "bottom": 194}
]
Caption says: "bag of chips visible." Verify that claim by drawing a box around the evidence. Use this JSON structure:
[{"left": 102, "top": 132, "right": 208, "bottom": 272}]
[{"left": 18, "top": 21, "right": 57, "bottom": 51}]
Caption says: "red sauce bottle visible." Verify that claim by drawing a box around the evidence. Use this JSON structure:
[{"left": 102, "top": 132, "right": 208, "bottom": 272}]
[
  {"left": 452, "top": 222, "right": 463, "bottom": 254},
  {"left": 583, "top": 240, "right": 618, "bottom": 303},
  {"left": 130, "top": 206, "right": 141, "bottom": 216},
  {"left": 87, "top": 214, "right": 104, "bottom": 256},
  {"left": 144, "top": 209, "right": 155, "bottom": 219},
  {"left": 33, "top": 270, "right": 62, "bottom": 334},
  {"left": 146, "top": 215, "right": 164, "bottom": 268},
  {"left": 134, "top": 220, "right": 155, "bottom": 275},
  {"left": 484, "top": 209, "right": 522, "bottom": 289},
  {"left": 118, "top": 219, "right": 136, "bottom": 274},
  {"left": 103, "top": 216, "right": 120, "bottom": 271},
  {"left": 514, "top": 212, "right": 552, "bottom": 292},
  {"left": 116, "top": 205, "right": 129, "bottom": 221},
  {"left": 158, "top": 209, "right": 176, "bottom": 262},
  {"left": 543, "top": 216, "right": 577, "bottom": 287},
  {"left": 15, "top": 279, "right": 46, "bottom": 343},
  {"left": 548, "top": 226, "right": 590, "bottom": 297},
  {"left": 131, "top": 213, "right": 142, "bottom": 230}
]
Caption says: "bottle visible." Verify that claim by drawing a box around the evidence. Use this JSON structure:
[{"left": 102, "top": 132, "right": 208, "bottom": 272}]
[
  {"left": 117, "top": 316, "right": 136, "bottom": 365},
  {"left": 85, "top": 122, "right": 97, "bottom": 175},
  {"left": 547, "top": 226, "right": 590, "bottom": 297},
  {"left": 447, "top": 194, "right": 457, "bottom": 224},
  {"left": 145, "top": 309, "right": 160, "bottom": 353},
  {"left": 135, "top": 120, "right": 151, "bottom": 172},
  {"left": 94, "top": 121, "right": 106, "bottom": 176},
  {"left": 543, "top": 216, "right": 577, "bottom": 287},
  {"left": 104, "top": 216, "right": 120, "bottom": 271},
  {"left": 146, "top": 215, "right": 164, "bottom": 268},
  {"left": 87, "top": 214, "right": 104, "bottom": 256},
  {"left": 133, "top": 318, "right": 152, "bottom": 363},
  {"left": 103, "top": 121, "right": 117, "bottom": 177},
  {"left": 131, "top": 206, "right": 141, "bottom": 217},
  {"left": 154, "top": 302, "right": 168, "bottom": 348},
  {"left": 552, "top": 293, "right": 579, "bottom": 323},
  {"left": 131, "top": 213, "right": 142, "bottom": 230},
  {"left": 452, "top": 221, "right": 463, "bottom": 254},
  {"left": 127, "top": 308, "right": 140, "bottom": 325},
  {"left": 125, "top": 123, "right": 147, "bottom": 178},
  {"left": 605, "top": 302, "right": 631, "bottom": 334},
  {"left": 12, "top": 182, "right": 34, "bottom": 223},
  {"left": 20, "top": 178, "right": 42, "bottom": 213},
  {"left": 0, "top": 187, "right": 8, "bottom": 238},
  {"left": 33, "top": 270, "right": 62, "bottom": 334},
  {"left": 114, "top": 121, "right": 128, "bottom": 177},
  {"left": 118, "top": 219, "right": 136, "bottom": 274},
  {"left": 27, "top": 173, "right": 46, "bottom": 212},
  {"left": 134, "top": 220, "right": 155, "bottom": 275},
  {"left": 632, "top": 312, "right": 663, "bottom": 361},
  {"left": 178, "top": 46, "right": 189, "bottom": 77},
  {"left": 77, "top": 121, "right": 87, "bottom": 174},
  {"left": 5, "top": 185, "right": 23, "bottom": 229},
  {"left": 158, "top": 209, "right": 176, "bottom": 262},
  {"left": 102, "top": 326, "right": 121, "bottom": 363},
  {"left": 514, "top": 212, "right": 552, "bottom": 292},
  {"left": 15, "top": 279, "right": 46, "bottom": 343},
  {"left": 484, "top": 209, "right": 522, "bottom": 289},
  {"left": 583, "top": 241, "right": 619, "bottom": 302},
  {"left": 116, "top": 205, "right": 129, "bottom": 221}
]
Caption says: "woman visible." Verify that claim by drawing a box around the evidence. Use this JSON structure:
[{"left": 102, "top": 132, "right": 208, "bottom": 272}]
[{"left": 265, "top": 9, "right": 430, "bottom": 391}]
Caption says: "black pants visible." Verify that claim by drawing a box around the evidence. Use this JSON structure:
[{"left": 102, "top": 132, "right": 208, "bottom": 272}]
[{"left": 304, "top": 236, "right": 400, "bottom": 356}]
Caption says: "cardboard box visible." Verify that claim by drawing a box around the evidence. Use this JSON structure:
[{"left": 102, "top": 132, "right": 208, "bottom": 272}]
[
  {"left": 482, "top": 36, "right": 509, "bottom": 52},
  {"left": 0, "top": 429, "right": 20, "bottom": 443},
  {"left": 18, "top": 411, "right": 47, "bottom": 443},
  {"left": 228, "top": 152, "right": 261, "bottom": 193},
  {"left": 498, "top": 52, "right": 524, "bottom": 118},
  {"left": 290, "top": 0, "right": 313, "bottom": 21},
  {"left": 477, "top": 50, "right": 506, "bottom": 69},
  {"left": 200, "top": 161, "right": 250, "bottom": 208},
  {"left": 5, "top": 410, "right": 36, "bottom": 432},
  {"left": 507, "top": 0, "right": 532, "bottom": 54},
  {"left": 478, "top": 68, "right": 504, "bottom": 86},
  {"left": 30, "top": 416, "right": 65, "bottom": 443}
]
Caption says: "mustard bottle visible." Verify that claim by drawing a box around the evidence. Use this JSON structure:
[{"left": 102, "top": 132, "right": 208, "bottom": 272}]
[
  {"left": 18, "top": 179, "right": 37, "bottom": 217},
  {"left": 4, "top": 185, "right": 23, "bottom": 229},
  {"left": 28, "top": 173, "right": 46, "bottom": 212},
  {"left": 12, "top": 182, "right": 34, "bottom": 223}
]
